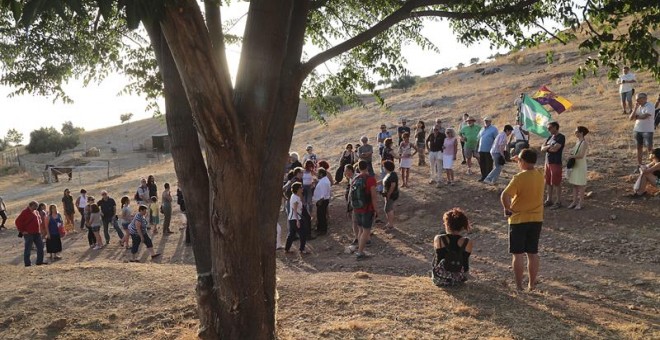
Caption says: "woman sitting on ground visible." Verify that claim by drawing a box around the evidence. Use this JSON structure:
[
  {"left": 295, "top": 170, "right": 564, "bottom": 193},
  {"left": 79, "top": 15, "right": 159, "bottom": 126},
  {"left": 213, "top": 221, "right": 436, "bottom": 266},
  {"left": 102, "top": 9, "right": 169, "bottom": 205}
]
[
  {"left": 432, "top": 207, "right": 474, "bottom": 287},
  {"left": 629, "top": 148, "right": 660, "bottom": 198}
]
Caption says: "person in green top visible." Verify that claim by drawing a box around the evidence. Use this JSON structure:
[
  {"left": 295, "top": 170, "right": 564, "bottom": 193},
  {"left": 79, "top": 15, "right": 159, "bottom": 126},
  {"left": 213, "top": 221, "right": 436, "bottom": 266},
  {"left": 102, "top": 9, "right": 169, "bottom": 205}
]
[{"left": 459, "top": 116, "right": 481, "bottom": 175}]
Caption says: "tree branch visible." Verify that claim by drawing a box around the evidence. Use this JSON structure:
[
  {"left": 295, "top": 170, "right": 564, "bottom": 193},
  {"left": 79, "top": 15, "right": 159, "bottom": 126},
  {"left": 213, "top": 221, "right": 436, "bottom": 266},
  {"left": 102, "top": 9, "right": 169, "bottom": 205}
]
[
  {"left": 300, "top": 0, "right": 540, "bottom": 77},
  {"left": 204, "top": 1, "right": 234, "bottom": 91},
  {"left": 533, "top": 21, "right": 566, "bottom": 44}
]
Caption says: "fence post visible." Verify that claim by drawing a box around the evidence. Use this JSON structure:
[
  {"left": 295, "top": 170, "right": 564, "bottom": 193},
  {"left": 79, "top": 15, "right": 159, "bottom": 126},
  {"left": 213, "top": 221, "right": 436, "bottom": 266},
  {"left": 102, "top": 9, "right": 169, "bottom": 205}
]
[{"left": 107, "top": 160, "right": 110, "bottom": 180}]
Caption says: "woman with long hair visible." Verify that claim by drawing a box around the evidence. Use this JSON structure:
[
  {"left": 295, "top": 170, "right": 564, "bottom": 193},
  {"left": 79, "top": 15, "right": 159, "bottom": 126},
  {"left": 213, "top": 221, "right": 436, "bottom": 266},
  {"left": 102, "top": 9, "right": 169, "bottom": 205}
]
[
  {"left": 61, "top": 189, "right": 75, "bottom": 233},
  {"left": 45, "top": 204, "right": 63, "bottom": 260},
  {"left": 415, "top": 121, "right": 427, "bottom": 166},
  {"left": 335, "top": 143, "right": 356, "bottom": 184},
  {"left": 119, "top": 196, "right": 132, "bottom": 249},
  {"left": 567, "top": 126, "right": 590, "bottom": 209},
  {"left": 161, "top": 183, "right": 174, "bottom": 234}
]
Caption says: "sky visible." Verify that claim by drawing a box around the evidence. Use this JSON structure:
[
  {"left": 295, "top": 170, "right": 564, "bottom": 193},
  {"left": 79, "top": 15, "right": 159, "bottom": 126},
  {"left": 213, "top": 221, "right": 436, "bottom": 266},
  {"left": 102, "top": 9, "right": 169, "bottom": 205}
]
[{"left": 0, "top": 4, "right": 505, "bottom": 143}]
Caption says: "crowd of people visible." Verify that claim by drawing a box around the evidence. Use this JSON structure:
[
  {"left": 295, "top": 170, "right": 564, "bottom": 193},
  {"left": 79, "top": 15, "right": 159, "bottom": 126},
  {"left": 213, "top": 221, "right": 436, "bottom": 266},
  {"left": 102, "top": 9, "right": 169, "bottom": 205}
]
[
  {"left": 280, "top": 82, "right": 659, "bottom": 290},
  {"left": 11, "top": 175, "right": 191, "bottom": 266},
  {"left": 5, "top": 67, "right": 659, "bottom": 292}
]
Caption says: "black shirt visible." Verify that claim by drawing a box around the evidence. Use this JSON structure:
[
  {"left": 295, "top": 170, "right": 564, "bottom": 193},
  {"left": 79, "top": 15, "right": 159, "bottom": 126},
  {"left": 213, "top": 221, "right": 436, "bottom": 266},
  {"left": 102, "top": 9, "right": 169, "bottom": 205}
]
[
  {"left": 98, "top": 197, "right": 116, "bottom": 221},
  {"left": 383, "top": 172, "right": 399, "bottom": 200},
  {"left": 426, "top": 132, "right": 446, "bottom": 152},
  {"left": 544, "top": 133, "right": 565, "bottom": 165},
  {"left": 147, "top": 183, "right": 158, "bottom": 198}
]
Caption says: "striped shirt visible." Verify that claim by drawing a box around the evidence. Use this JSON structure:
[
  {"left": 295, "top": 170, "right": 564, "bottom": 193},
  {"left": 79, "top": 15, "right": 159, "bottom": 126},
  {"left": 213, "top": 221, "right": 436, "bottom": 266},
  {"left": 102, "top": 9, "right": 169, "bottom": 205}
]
[{"left": 128, "top": 213, "right": 148, "bottom": 235}]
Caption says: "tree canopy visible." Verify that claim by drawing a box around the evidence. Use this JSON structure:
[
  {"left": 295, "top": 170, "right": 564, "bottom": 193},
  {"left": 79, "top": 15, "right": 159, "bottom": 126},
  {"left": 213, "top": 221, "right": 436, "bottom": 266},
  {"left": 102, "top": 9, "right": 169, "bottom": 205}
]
[{"left": 25, "top": 121, "right": 83, "bottom": 156}]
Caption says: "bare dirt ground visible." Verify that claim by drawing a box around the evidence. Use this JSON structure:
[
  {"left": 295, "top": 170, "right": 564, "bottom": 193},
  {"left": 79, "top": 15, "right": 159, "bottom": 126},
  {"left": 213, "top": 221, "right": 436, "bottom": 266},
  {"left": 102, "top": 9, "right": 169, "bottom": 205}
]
[{"left": 0, "top": 40, "right": 659, "bottom": 339}]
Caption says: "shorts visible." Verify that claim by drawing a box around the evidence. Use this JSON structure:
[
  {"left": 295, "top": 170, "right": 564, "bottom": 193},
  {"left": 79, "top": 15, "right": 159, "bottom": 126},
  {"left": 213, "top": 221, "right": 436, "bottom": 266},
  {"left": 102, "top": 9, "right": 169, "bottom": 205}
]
[
  {"left": 355, "top": 212, "right": 374, "bottom": 229},
  {"left": 544, "top": 163, "right": 562, "bottom": 186},
  {"left": 620, "top": 91, "right": 633, "bottom": 102},
  {"left": 91, "top": 225, "right": 101, "bottom": 232},
  {"left": 384, "top": 199, "right": 395, "bottom": 213},
  {"left": 122, "top": 222, "right": 130, "bottom": 230},
  {"left": 509, "top": 222, "right": 543, "bottom": 254},
  {"left": 442, "top": 155, "right": 454, "bottom": 169},
  {"left": 633, "top": 131, "right": 654, "bottom": 148},
  {"left": 463, "top": 146, "right": 477, "bottom": 159}
]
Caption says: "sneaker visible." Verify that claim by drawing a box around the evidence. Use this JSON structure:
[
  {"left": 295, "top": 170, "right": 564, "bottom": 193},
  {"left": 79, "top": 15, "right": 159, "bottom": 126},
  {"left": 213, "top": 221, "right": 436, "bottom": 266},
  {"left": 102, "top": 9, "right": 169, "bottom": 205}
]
[
  {"left": 93, "top": 245, "right": 102, "bottom": 250},
  {"left": 356, "top": 252, "right": 369, "bottom": 260},
  {"left": 461, "top": 160, "right": 467, "bottom": 165},
  {"left": 351, "top": 239, "right": 358, "bottom": 245}
]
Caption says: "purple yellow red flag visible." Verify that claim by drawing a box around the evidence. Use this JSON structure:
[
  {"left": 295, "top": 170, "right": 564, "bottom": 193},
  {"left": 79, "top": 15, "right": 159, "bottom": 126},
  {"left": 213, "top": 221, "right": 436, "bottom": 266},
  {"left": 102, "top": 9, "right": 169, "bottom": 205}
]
[{"left": 532, "top": 85, "right": 573, "bottom": 114}]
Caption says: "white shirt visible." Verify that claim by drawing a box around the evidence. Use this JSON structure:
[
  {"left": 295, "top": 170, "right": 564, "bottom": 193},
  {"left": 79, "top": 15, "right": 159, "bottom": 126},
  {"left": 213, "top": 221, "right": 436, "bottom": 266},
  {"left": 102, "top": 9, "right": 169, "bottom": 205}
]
[
  {"left": 512, "top": 126, "right": 528, "bottom": 141},
  {"left": 302, "top": 171, "right": 314, "bottom": 185},
  {"left": 490, "top": 132, "right": 508, "bottom": 154},
  {"left": 618, "top": 73, "right": 636, "bottom": 93},
  {"left": 77, "top": 195, "right": 87, "bottom": 208},
  {"left": 288, "top": 194, "right": 303, "bottom": 221},
  {"left": 312, "top": 176, "right": 331, "bottom": 203},
  {"left": 633, "top": 102, "right": 656, "bottom": 133}
]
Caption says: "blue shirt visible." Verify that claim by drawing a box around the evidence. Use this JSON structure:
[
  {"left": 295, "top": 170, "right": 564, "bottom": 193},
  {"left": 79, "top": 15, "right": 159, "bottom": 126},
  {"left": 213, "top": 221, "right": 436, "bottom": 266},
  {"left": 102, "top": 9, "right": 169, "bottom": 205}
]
[
  {"left": 128, "top": 213, "right": 148, "bottom": 235},
  {"left": 477, "top": 125, "right": 498, "bottom": 152},
  {"left": 48, "top": 214, "right": 62, "bottom": 236}
]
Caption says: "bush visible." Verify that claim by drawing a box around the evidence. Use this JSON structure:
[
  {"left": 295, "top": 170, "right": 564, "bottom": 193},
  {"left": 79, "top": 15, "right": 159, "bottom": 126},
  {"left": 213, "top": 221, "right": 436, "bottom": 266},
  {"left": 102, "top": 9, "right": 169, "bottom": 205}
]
[
  {"left": 390, "top": 75, "right": 417, "bottom": 91},
  {"left": 26, "top": 122, "right": 83, "bottom": 157}
]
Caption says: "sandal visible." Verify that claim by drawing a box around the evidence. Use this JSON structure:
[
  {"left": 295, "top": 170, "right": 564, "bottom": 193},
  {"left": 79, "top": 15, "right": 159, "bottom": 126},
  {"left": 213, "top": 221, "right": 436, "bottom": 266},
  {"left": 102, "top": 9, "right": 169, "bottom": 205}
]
[
  {"left": 151, "top": 253, "right": 161, "bottom": 259},
  {"left": 543, "top": 200, "right": 553, "bottom": 207}
]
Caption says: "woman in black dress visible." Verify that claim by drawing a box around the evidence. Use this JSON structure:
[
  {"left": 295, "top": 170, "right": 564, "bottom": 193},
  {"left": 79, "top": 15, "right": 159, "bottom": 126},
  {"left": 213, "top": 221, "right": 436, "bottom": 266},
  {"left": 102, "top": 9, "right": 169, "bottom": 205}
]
[
  {"left": 147, "top": 175, "right": 158, "bottom": 199},
  {"left": 335, "top": 143, "right": 356, "bottom": 184},
  {"left": 46, "top": 204, "right": 63, "bottom": 260}
]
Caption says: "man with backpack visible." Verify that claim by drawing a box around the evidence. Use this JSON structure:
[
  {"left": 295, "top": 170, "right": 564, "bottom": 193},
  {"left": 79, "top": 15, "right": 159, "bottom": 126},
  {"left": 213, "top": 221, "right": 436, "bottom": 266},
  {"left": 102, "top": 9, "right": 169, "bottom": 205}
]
[
  {"left": 351, "top": 160, "right": 379, "bottom": 260},
  {"left": 500, "top": 149, "right": 544, "bottom": 291}
]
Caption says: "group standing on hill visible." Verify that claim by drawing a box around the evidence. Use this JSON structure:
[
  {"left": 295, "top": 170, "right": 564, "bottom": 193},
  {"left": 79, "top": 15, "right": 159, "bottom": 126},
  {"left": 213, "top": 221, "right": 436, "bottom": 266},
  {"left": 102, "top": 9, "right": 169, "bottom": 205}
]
[{"left": 7, "top": 174, "right": 192, "bottom": 266}]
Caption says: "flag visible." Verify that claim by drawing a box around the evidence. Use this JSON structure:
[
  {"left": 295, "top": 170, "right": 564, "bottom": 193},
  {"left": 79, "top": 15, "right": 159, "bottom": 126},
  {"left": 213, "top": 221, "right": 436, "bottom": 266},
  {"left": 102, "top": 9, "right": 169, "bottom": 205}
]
[
  {"left": 532, "top": 85, "right": 573, "bottom": 114},
  {"left": 520, "top": 94, "right": 552, "bottom": 138}
]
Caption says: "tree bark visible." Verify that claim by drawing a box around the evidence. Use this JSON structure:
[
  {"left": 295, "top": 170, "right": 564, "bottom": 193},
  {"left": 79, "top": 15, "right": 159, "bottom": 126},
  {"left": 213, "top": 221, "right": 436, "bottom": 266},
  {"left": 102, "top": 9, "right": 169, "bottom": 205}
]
[
  {"left": 143, "top": 20, "right": 218, "bottom": 339},
  {"left": 158, "top": 0, "right": 309, "bottom": 338}
]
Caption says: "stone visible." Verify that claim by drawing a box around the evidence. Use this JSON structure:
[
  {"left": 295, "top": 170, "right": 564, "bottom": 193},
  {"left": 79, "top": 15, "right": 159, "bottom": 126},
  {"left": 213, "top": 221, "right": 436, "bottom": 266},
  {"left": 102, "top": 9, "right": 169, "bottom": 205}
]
[
  {"left": 354, "top": 272, "right": 370, "bottom": 279},
  {"left": 609, "top": 214, "right": 617, "bottom": 220},
  {"left": 46, "top": 318, "right": 67, "bottom": 332}
]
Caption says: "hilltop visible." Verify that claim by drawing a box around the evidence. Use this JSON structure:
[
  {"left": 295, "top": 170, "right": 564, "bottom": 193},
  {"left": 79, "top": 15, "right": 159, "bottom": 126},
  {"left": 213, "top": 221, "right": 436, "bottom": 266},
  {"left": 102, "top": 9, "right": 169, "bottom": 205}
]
[{"left": 0, "top": 36, "right": 658, "bottom": 339}]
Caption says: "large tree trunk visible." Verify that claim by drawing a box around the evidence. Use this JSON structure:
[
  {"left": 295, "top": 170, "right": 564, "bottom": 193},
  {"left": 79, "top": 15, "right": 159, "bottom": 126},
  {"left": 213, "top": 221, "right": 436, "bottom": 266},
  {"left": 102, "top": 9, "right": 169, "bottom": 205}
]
[
  {"left": 143, "top": 20, "right": 218, "bottom": 339},
  {"left": 157, "top": 0, "right": 309, "bottom": 338}
]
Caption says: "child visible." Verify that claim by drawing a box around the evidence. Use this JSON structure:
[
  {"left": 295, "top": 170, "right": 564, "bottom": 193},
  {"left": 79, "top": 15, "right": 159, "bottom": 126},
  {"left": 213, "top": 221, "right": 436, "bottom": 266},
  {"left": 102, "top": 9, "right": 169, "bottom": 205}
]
[
  {"left": 149, "top": 196, "right": 160, "bottom": 234},
  {"left": 89, "top": 203, "right": 103, "bottom": 250},
  {"left": 120, "top": 196, "right": 133, "bottom": 249},
  {"left": 432, "top": 208, "right": 474, "bottom": 287}
]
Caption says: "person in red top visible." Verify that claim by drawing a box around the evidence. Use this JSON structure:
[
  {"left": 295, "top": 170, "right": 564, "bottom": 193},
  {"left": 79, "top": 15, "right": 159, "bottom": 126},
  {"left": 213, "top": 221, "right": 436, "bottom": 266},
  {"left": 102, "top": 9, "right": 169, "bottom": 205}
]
[
  {"left": 15, "top": 201, "right": 47, "bottom": 266},
  {"left": 354, "top": 160, "right": 378, "bottom": 260}
]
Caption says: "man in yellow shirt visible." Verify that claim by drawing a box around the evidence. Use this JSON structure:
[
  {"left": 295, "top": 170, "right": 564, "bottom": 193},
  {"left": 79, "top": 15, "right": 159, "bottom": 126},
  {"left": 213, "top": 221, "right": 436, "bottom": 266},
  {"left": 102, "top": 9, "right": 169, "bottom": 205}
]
[{"left": 500, "top": 149, "right": 544, "bottom": 291}]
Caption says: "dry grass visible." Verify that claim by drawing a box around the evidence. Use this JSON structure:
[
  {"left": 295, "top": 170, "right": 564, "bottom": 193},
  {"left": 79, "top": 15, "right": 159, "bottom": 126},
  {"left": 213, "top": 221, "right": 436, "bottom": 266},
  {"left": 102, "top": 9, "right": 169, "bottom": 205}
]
[{"left": 0, "top": 33, "right": 659, "bottom": 340}]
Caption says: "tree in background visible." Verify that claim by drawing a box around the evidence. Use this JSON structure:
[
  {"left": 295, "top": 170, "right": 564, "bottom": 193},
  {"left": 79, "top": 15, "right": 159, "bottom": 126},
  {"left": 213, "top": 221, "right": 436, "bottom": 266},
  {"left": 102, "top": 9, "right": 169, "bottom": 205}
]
[
  {"left": 26, "top": 122, "right": 82, "bottom": 157},
  {"left": 390, "top": 75, "right": 418, "bottom": 91},
  {"left": 470, "top": 57, "right": 480, "bottom": 64},
  {"left": 5, "top": 128, "right": 23, "bottom": 146},
  {"left": 2, "top": 0, "right": 659, "bottom": 338},
  {"left": 119, "top": 113, "right": 133, "bottom": 124}
]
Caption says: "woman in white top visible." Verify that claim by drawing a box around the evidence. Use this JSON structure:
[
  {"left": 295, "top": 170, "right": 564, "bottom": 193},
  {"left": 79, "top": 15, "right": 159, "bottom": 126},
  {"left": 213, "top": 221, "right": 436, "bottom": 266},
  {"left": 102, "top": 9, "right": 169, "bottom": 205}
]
[
  {"left": 284, "top": 183, "right": 310, "bottom": 254},
  {"left": 301, "top": 160, "right": 316, "bottom": 214},
  {"left": 442, "top": 128, "right": 458, "bottom": 185},
  {"left": 397, "top": 132, "right": 417, "bottom": 187},
  {"left": 484, "top": 125, "right": 513, "bottom": 184}
]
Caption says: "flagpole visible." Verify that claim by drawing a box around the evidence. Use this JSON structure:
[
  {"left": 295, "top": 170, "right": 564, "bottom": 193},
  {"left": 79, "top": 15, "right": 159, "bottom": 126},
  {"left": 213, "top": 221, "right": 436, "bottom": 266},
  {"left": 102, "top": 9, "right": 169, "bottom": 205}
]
[{"left": 517, "top": 93, "right": 524, "bottom": 123}]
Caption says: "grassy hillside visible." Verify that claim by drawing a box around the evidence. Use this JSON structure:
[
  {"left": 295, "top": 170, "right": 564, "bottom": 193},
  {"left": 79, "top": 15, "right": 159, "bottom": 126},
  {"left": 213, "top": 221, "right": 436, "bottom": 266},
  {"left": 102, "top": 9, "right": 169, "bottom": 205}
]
[{"left": 0, "top": 35, "right": 658, "bottom": 340}]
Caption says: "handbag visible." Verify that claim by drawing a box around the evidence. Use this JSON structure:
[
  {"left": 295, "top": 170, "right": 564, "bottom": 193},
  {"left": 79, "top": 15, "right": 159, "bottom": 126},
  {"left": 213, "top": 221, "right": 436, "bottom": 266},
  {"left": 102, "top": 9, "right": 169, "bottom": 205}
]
[
  {"left": 58, "top": 225, "right": 67, "bottom": 237},
  {"left": 567, "top": 141, "right": 583, "bottom": 169}
]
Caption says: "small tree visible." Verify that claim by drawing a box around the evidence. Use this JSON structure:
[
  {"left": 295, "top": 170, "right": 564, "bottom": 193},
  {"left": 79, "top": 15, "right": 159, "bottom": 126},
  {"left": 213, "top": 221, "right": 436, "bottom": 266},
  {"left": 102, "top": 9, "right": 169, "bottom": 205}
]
[
  {"left": 26, "top": 123, "right": 82, "bottom": 157},
  {"left": 470, "top": 57, "right": 480, "bottom": 64},
  {"left": 120, "top": 113, "right": 134, "bottom": 124},
  {"left": 0, "top": 139, "right": 7, "bottom": 152},
  {"left": 457, "top": 62, "right": 465, "bottom": 69},
  {"left": 5, "top": 128, "right": 23, "bottom": 146},
  {"left": 390, "top": 75, "right": 417, "bottom": 91}
]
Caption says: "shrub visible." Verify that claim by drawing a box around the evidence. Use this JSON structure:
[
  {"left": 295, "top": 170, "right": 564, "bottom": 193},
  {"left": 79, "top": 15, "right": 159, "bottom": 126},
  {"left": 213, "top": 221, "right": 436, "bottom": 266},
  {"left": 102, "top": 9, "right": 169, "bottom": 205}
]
[{"left": 26, "top": 122, "right": 83, "bottom": 157}]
